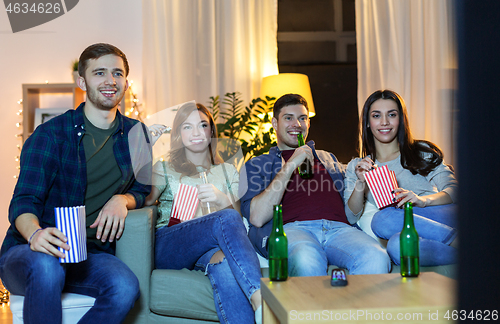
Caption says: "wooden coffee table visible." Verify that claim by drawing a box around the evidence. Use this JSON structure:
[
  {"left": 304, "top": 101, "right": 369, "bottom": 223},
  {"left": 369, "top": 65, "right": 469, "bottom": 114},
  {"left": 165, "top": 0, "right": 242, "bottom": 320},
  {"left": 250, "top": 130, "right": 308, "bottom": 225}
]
[{"left": 261, "top": 272, "right": 456, "bottom": 323}]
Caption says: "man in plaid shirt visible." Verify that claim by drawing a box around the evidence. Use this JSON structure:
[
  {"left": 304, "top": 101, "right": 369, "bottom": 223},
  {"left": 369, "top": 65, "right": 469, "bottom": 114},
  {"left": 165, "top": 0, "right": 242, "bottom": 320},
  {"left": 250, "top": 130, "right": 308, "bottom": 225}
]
[{"left": 0, "top": 43, "right": 151, "bottom": 324}]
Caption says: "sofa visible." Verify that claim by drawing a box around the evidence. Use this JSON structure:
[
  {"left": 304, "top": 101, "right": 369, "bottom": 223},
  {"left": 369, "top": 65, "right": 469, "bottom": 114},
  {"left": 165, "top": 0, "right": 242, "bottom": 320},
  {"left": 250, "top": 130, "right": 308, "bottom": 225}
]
[
  {"left": 8, "top": 206, "right": 219, "bottom": 324},
  {"left": 9, "top": 204, "right": 455, "bottom": 323},
  {"left": 117, "top": 206, "right": 220, "bottom": 324},
  {"left": 117, "top": 206, "right": 455, "bottom": 324}
]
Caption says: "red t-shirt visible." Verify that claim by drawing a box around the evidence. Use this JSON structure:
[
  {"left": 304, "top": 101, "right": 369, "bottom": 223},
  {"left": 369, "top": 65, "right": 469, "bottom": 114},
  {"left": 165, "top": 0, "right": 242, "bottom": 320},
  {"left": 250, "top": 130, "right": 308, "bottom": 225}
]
[{"left": 280, "top": 150, "right": 348, "bottom": 225}]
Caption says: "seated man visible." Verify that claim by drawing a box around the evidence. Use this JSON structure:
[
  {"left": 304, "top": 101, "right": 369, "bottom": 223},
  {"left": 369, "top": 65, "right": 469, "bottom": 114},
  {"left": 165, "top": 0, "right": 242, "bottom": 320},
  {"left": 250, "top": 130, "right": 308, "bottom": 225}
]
[
  {"left": 0, "top": 43, "right": 151, "bottom": 323},
  {"left": 240, "top": 93, "right": 390, "bottom": 276}
]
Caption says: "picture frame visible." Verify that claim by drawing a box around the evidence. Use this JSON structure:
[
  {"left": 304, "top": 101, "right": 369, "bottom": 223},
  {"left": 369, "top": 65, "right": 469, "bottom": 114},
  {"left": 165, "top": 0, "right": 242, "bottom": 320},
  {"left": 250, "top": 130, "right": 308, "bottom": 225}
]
[{"left": 34, "top": 108, "right": 71, "bottom": 130}]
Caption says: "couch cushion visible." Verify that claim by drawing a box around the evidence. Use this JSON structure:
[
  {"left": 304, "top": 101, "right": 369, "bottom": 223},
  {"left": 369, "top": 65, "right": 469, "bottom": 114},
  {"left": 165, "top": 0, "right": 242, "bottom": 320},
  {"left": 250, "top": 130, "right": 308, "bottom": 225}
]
[{"left": 150, "top": 268, "right": 219, "bottom": 321}]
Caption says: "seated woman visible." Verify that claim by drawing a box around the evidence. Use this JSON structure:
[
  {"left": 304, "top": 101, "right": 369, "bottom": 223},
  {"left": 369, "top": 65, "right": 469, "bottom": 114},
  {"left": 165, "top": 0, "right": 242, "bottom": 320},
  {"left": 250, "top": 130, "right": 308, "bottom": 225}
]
[
  {"left": 146, "top": 102, "right": 262, "bottom": 324},
  {"left": 344, "top": 90, "right": 458, "bottom": 267}
]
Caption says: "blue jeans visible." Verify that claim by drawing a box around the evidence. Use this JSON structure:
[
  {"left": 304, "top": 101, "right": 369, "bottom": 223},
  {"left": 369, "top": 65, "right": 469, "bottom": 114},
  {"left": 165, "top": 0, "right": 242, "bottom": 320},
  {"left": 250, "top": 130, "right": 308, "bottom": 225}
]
[
  {"left": 155, "top": 210, "right": 261, "bottom": 324},
  {"left": 0, "top": 245, "right": 139, "bottom": 324},
  {"left": 284, "top": 220, "right": 391, "bottom": 276},
  {"left": 371, "top": 204, "right": 458, "bottom": 266}
]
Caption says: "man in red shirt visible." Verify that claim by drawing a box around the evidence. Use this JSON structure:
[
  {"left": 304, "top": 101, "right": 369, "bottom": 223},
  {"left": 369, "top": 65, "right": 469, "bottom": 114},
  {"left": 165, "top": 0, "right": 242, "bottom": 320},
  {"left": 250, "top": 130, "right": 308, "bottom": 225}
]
[{"left": 240, "top": 94, "right": 390, "bottom": 276}]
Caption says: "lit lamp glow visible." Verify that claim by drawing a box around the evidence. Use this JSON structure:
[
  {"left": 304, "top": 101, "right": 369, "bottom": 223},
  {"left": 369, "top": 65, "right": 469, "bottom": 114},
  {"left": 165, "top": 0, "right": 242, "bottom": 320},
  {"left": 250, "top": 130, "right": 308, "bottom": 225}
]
[{"left": 260, "top": 73, "right": 315, "bottom": 117}]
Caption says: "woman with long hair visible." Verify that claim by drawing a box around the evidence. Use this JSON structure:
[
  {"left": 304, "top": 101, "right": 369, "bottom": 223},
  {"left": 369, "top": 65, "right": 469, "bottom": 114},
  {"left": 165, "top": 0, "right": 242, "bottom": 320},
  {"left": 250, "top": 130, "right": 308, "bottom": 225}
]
[
  {"left": 344, "top": 90, "right": 458, "bottom": 267},
  {"left": 146, "top": 102, "right": 262, "bottom": 324}
]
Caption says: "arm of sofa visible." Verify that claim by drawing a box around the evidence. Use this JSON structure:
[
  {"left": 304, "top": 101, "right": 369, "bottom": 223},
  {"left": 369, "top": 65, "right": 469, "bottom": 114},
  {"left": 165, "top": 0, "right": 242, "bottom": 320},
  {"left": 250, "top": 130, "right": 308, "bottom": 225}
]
[{"left": 116, "top": 206, "right": 156, "bottom": 324}]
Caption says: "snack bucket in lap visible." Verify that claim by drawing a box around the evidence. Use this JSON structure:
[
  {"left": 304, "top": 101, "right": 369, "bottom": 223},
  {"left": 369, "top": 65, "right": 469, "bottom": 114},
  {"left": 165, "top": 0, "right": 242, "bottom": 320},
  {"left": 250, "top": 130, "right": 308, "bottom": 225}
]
[
  {"left": 55, "top": 206, "right": 87, "bottom": 263},
  {"left": 364, "top": 165, "right": 398, "bottom": 209}
]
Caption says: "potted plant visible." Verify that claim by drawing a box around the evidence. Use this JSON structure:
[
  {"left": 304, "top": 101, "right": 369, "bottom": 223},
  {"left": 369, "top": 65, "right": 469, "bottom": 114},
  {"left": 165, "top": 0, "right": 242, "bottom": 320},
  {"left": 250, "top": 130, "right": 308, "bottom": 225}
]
[{"left": 208, "top": 92, "right": 276, "bottom": 165}]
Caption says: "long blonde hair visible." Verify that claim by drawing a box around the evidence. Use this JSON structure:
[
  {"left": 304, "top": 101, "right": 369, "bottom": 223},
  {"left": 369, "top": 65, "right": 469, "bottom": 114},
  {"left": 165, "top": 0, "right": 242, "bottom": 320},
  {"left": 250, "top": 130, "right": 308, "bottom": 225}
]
[{"left": 167, "top": 102, "right": 223, "bottom": 178}]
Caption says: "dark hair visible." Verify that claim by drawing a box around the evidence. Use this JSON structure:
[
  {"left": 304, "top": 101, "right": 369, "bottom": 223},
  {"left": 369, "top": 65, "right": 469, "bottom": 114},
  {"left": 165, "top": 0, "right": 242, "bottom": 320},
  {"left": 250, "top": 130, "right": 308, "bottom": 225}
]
[
  {"left": 167, "top": 102, "right": 223, "bottom": 177},
  {"left": 273, "top": 93, "right": 309, "bottom": 119},
  {"left": 78, "top": 43, "right": 130, "bottom": 77},
  {"left": 360, "top": 90, "right": 443, "bottom": 176}
]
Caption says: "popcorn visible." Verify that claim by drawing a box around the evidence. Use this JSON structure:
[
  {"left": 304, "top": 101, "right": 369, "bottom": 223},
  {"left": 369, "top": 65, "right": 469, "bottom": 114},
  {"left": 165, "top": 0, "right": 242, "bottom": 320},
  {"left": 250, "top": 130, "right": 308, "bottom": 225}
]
[
  {"left": 171, "top": 183, "right": 199, "bottom": 221},
  {"left": 364, "top": 165, "right": 398, "bottom": 209},
  {"left": 55, "top": 206, "right": 87, "bottom": 263}
]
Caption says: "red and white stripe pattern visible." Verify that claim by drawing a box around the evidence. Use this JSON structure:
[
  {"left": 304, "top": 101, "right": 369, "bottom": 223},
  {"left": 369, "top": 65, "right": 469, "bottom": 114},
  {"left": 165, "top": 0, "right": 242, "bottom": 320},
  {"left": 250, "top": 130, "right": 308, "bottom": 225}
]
[
  {"left": 55, "top": 206, "right": 87, "bottom": 263},
  {"left": 365, "top": 165, "right": 398, "bottom": 209},
  {"left": 171, "top": 183, "right": 199, "bottom": 221}
]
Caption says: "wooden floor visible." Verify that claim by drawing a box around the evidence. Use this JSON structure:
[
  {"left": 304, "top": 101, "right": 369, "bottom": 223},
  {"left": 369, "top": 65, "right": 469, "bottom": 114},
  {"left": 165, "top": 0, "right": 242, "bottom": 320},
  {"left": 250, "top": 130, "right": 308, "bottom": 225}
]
[
  {"left": 0, "top": 282, "right": 13, "bottom": 324},
  {"left": 0, "top": 303, "right": 13, "bottom": 324}
]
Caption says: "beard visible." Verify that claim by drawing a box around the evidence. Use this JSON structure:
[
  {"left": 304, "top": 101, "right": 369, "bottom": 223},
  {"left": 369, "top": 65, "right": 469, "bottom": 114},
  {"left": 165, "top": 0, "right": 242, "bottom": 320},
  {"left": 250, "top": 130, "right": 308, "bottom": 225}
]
[{"left": 85, "top": 85, "right": 125, "bottom": 110}]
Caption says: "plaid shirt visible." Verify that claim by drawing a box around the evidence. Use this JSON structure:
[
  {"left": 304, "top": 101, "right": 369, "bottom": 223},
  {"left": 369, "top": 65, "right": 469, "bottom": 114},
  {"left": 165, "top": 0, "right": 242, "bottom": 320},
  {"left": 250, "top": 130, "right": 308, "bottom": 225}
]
[{"left": 1, "top": 103, "right": 152, "bottom": 257}]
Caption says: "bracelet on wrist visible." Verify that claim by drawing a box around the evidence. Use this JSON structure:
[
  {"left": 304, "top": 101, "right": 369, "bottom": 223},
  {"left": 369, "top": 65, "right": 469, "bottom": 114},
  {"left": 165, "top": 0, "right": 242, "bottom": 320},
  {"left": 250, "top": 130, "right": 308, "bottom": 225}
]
[{"left": 28, "top": 228, "right": 42, "bottom": 245}]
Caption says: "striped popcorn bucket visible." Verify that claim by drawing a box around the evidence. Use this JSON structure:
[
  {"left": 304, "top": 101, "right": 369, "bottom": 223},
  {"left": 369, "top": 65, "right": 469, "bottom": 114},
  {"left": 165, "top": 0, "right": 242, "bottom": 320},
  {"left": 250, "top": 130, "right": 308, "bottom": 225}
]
[
  {"left": 171, "top": 183, "right": 199, "bottom": 222},
  {"left": 364, "top": 165, "right": 399, "bottom": 209},
  {"left": 55, "top": 206, "right": 87, "bottom": 263}
]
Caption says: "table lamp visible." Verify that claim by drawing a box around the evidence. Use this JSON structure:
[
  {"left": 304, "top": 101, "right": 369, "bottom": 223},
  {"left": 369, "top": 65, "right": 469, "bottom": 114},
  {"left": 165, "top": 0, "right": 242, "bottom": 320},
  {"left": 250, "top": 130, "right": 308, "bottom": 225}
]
[{"left": 260, "top": 73, "right": 315, "bottom": 117}]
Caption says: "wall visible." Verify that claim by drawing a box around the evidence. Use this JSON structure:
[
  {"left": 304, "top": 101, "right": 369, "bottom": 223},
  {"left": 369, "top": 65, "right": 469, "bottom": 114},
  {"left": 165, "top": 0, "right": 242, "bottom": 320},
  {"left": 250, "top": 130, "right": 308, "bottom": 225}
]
[
  {"left": 277, "top": 0, "right": 359, "bottom": 164},
  {"left": 0, "top": 0, "right": 143, "bottom": 243}
]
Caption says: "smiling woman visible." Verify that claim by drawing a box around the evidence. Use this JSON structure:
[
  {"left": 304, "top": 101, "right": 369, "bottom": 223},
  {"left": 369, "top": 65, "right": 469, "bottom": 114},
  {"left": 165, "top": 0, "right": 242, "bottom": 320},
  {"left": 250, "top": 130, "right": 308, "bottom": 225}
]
[
  {"left": 367, "top": 99, "right": 400, "bottom": 147},
  {"left": 180, "top": 110, "right": 212, "bottom": 157},
  {"left": 143, "top": 101, "right": 264, "bottom": 324},
  {"left": 344, "top": 89, "right": 458, "bottom": 268}
]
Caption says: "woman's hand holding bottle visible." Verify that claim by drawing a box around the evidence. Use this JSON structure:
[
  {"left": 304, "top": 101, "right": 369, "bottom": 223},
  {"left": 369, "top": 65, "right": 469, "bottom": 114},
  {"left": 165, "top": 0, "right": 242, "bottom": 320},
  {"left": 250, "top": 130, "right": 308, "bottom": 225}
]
[{"left": 198, "top": 184, "right": 232, "bottom": 210}]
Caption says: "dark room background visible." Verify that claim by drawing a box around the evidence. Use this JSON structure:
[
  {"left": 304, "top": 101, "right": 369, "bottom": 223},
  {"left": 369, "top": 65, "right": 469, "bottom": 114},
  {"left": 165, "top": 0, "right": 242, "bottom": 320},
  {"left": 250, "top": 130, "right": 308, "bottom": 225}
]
[{"left": 277, "top": 0, "right": 358, "bottom": 164}]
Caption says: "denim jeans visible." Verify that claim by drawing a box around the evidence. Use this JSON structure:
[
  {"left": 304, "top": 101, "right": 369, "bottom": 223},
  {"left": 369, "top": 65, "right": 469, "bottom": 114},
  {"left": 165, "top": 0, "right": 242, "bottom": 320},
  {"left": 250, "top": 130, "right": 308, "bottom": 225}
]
[
  {"left": 0, "top": 244, "right": 140, "bottom": 324},
  {"left": 284, "top": 220, "right": 391, "bottom": 276},
  {"left": 155, "top": 210, "right": 261, "bottom": 324},
  {"left": 371, "top": 204, "right": 458, "bottom": 266}
]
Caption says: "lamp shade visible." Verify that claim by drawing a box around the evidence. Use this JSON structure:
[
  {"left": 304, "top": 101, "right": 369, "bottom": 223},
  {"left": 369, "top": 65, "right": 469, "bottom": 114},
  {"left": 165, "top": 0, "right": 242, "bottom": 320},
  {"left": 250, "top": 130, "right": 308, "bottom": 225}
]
[{"left": 260, "top": 73, "right": 315, "bottom": 117}]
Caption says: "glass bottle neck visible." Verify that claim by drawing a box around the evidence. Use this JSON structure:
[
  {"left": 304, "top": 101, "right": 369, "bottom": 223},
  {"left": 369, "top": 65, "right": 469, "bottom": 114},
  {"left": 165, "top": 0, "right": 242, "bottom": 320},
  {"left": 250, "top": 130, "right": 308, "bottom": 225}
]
[
  {"left": 404, "top": 208, "right": 414, "bottom": 227},
  {"left": 272, "top": 207, "right": 284, "bottom": 232},
  {"left": 297, "top": 134, "right": 305, "bottom": 147}
]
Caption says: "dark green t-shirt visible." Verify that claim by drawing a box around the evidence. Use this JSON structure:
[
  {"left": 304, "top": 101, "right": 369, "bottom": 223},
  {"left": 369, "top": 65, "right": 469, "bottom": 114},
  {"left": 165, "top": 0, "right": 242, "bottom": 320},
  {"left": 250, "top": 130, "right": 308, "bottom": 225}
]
[{"left": 82, "top": 114, "right": 122, "bottom": 252}]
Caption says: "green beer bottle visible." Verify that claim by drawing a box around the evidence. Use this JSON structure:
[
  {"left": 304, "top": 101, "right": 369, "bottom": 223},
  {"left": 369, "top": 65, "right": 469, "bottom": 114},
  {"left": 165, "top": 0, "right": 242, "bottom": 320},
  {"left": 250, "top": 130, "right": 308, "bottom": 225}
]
[
  {"left": 296, "top": 133, "right": 313, "bottom": 179},
  {"left": 400, "top": 202, "right": 420, "bottom": 277},
  {"left": 268, "top": 205, "right": 288, "bottom": 281}
]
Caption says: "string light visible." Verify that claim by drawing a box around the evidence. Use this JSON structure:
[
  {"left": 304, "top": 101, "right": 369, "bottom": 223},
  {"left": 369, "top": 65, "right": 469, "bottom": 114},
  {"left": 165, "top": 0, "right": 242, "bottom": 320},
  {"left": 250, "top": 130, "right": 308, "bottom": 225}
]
[
  {"left": 14, "top": 99, "right": 23, "bottom": 179},
  {"left": 124, "top": 81, "right": 145, "bottom": 122},
  {"left": 0, "top": 285, "right": 9, "bottom": 304}
]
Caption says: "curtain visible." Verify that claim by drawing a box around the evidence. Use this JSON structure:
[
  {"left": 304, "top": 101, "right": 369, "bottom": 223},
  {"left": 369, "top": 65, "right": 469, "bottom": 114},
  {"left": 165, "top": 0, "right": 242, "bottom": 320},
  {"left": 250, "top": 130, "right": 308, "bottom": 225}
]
[
  {"left": 142, "top": 0, "right": 278, "bottom": 115},
  {"left": 356, "top": 0, "right": 457, "bottom": 164}
]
